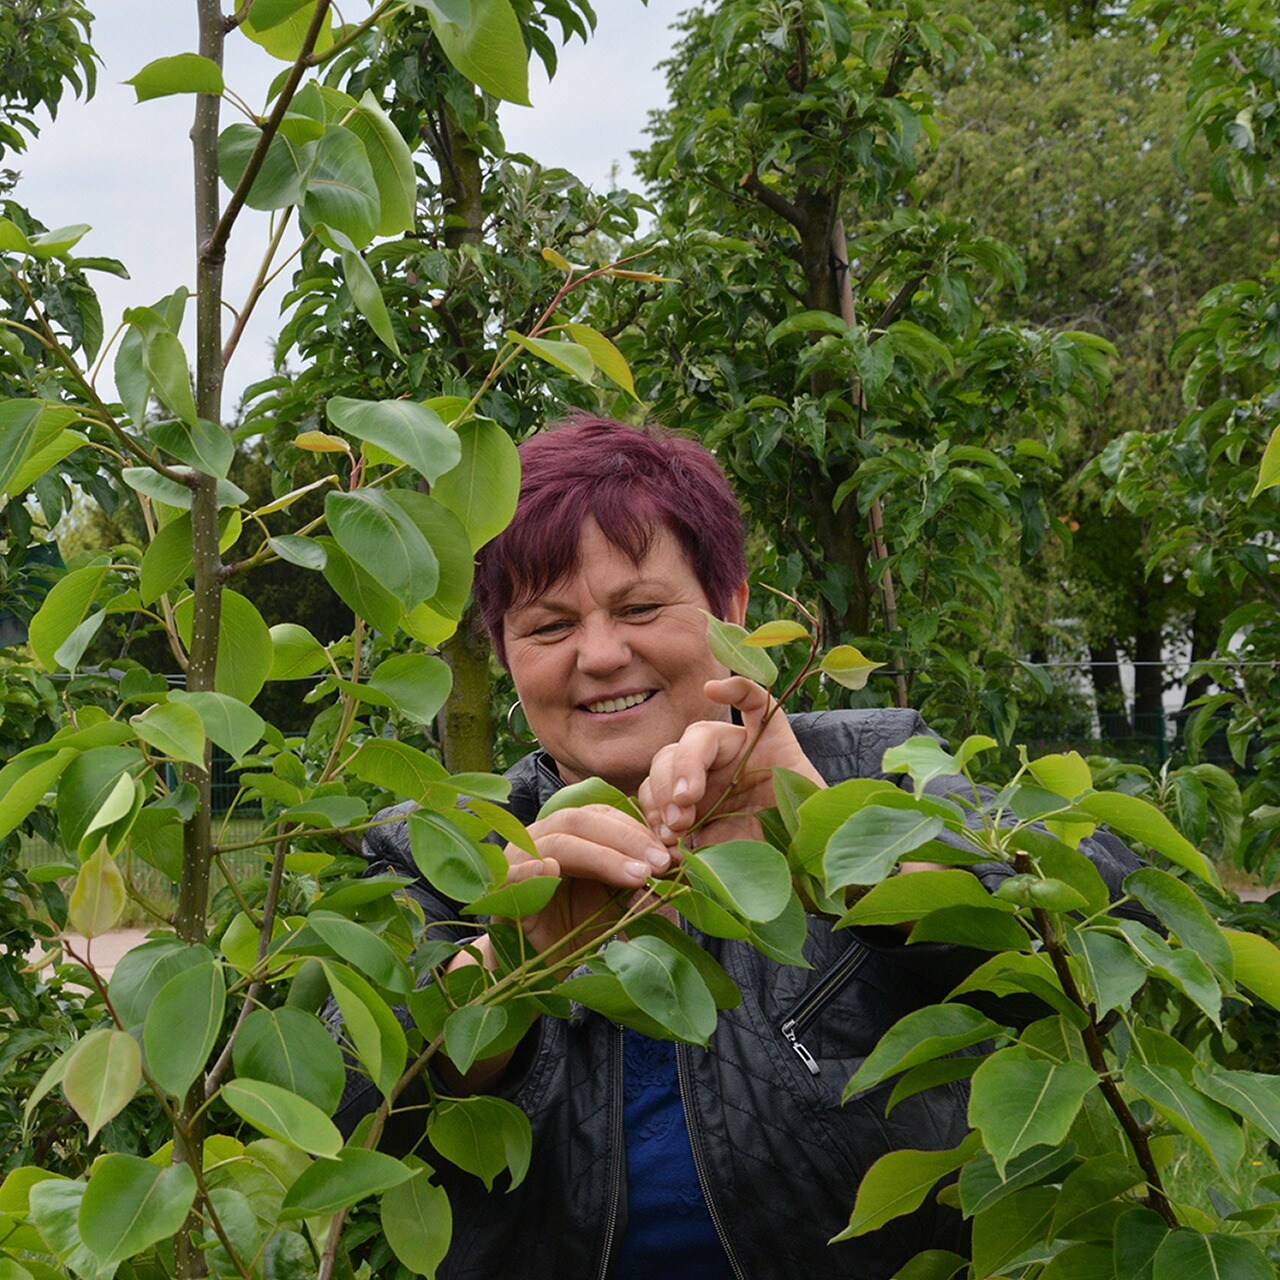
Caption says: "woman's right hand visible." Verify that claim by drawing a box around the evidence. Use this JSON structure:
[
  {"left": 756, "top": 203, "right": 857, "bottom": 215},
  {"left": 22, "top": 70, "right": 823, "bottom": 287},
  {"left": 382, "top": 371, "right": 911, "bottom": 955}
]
[{"left": 501, "top": 803, "right": 672, "bottom": 967}]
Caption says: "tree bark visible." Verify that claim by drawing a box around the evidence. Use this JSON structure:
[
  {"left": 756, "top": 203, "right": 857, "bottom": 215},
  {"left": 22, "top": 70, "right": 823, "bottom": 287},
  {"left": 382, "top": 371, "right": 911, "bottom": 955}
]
[{"left": 1089, "top": 639, "right": 1130, "bottom": 739}]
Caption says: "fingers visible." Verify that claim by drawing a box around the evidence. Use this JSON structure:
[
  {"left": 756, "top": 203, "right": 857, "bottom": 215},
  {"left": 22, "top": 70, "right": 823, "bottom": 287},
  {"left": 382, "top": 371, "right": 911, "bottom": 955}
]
[
  {"left": 640, "top": 721, "right": 749, "bottom": 842},
  {"left": 703, "top": 676, "right": 774, "bottom": 730},
  {"left": 520, "top": 803, "right": 671, "bottom": 887}
]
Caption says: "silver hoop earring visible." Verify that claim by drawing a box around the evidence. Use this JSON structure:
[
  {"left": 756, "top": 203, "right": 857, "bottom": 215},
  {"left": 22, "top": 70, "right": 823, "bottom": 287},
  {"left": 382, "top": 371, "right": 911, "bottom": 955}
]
[{"left": 506, "top": 699, "right": 537, "bottom": 746}]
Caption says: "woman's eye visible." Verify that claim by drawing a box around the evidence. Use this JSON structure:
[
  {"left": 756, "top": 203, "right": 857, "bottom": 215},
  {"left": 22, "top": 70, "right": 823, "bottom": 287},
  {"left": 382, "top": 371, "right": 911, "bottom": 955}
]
[
  {"left": 623, "top": 603, "right": 659, "bottom": 620},
  {"left": 532, "top": 620, "right": 571, "bottom": 637}
]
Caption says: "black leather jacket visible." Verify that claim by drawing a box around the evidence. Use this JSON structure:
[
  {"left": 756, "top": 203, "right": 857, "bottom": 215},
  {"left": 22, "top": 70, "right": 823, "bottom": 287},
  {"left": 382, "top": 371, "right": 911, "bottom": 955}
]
[{"left": 340, "top": 709, "right": 1148, "bottom": 1279}]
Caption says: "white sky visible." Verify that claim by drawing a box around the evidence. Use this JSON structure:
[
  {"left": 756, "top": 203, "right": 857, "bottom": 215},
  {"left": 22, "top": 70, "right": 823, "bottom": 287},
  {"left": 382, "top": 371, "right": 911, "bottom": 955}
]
[{"left": 11, "top": 0, "right": 687, "bottom": 405}]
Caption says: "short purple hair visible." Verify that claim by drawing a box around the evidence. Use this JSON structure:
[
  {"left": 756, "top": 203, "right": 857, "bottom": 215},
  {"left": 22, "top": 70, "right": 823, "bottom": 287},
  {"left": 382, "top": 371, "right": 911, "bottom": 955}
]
[{"left": 475, "top": 415, "right": 747, "bottom": 665}]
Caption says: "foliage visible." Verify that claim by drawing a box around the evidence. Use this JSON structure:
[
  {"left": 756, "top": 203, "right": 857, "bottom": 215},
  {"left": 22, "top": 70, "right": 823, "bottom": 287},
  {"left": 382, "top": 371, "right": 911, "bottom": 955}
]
[
  {"left": 2, "top": 5, "right": 1280, "bottom": 1280},
  {"left": 632, "top": 0, "right": 1119, "bottom": 746}
]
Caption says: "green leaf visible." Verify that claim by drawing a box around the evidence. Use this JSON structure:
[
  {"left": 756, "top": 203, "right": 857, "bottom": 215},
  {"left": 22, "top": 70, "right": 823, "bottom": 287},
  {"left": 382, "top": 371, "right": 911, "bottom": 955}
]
[
  {"left": 174, "top": 590, "right": 273, "bottom": 704},
  {"left": 1123, "top": 868, "right": 1232, "bottom": 981},
  {"left": 765, "top": 309, "right": 850, "bottom": 345},
  {"left": 307, "top": 911, "right": 411, "bottom": 994},
  {"left": 1224, "top": 929, "right": 1280, "bottom": 1010},
  {"left": 844, "top": 1004, "right": 1004, "bottom": 1097},
  {"left": 127, "top": 53, "right": 224, "bottom": 101},
  {"left": 820, "top": 644, "right": 885, "bottom": 691},
  {"left": 28, "top": 1180, "right": 115, "bottom": 1280},
  {"left": 218, "top": 123, "right": 314, "bottom": 209},
  {"left": 242, "top": 0, "right": 333, "bottom": 59},
  {"left": 68, "top": 846, "right": 125, "bottom": 938},
  {"left": 623, "top": 913, "right": 742, "bottom": 1009},
  {"left": 327, "top": 397, "right": 460, "bottom": 483},
  {"left": 1027, "top": 752, "right": 1092, "bottom": 800},
  {"left": 1119, "top": 922, "right": 1222, "bottom": 1025},
  {"left": 825, "top": 809, "right": 944, "bottom": 889},
  {"left": 347, "top": 738, "right": 449, "bottom": 801},
  {"left": 323, "top": 962, "right": 407, "bottom": 1099},
  {"left": 1128, "top": 1063, "right": 1245, "bottom": 1182},
  {"left": 432, "top": 419, "right": 521, "bottom": 550},
  {"left": 834, "top": 1131, "right": 981, "bottom": 1239},
  {"left": 968, "top": 1046, "right": 1096, "bottom": 1175},
  {"left": 388, "top": 491, "right": 474, "bottom": 620},
  {"left": 349, "top": 91, "right": 416, "bottom": 237},
  {"left": 603, "top": 936, "right": 718, "bottom": 1045},
  {"left": 269, "top": 534, "right": 327, "bottom": 570},
  {"left": 1193, "top": 1066, "right": 1280, "bottom": 1146},
  {"left": 57, "top": 745, "right": 144, "bottom": 852},
  {"left": 130, "top": 701, "right": 206, "bottom": 767},
  {"left": 838, "top": 869, "right": 995, "bottom": 927},
  {"left": 149, "top": 416, "right": 234, "bottom": 478},
  {"left": 367, "top": 652, "right": 452, "bottom": 726},
  {"left": 229, "top": 1007, "right": 344, "bottom": 1115},
  {"left": 169, "top": 691, "right": 264, "bottom": 762},
  {"left": 29, "top": 563, "right": 109, "bottom": 672},
  {"left": 268, "top": 622, "right": 331, "bottom": 679},
  {"left": 0, "top": 400, "right": 77, "bottom": 492},
  {"left": 443, "top": 1005, "right": 510, "bottom": 1074},
  {"left": 957, "top": 1143, "right": 1078, "bottom": 1218},
  {"left": 426, "top": 0, "right": 531, "bottom": 105},
  {"left": 1076, "top": 792, "right": 1218, "bottom": 887},
  {"left": 409, "top": 811, "right": 506, "bottom": 904},
  {"left": 684, "top": 840, "right": 792, "bottom": 922},
  {"left": 537, "top": 775, "right": 646, "bottom": 824},
  {"left": 108, "top": 940, "right": 213, "bottom": 1030},
  {"left": 326, "top": 489, "right": 439, "bottom": 610},
  {"left": 1251, "top": 424, "right": 1280, "bottom": 500},
  {"left": 701, "top": 611, "right": 778, "bottom": 685},
  {"left": 77, "top": 1156, "right": 196, "bottom": 1265},
  {"left": 1071, "top": 928, "right": 1148, "bottom": 1016},
  {"left": 305, "top": 125, "right": 380, "bottom": 250},
  {"left": 0, "top": 748, "right": 76, "bottom": 842},
  {"left": 462, "top": 875, "right": 560, "bottom": 918},
  {"left": 1113, "top": 1207, "right": 1168, "bottom": 1280},
  {"left": 220, "top": 1078, "right": 343, "bottom": 1157},
  {"left": 122, "top": 466, "right": 248, "bottom": 510},
  {"left": 62, "top": 1029, "right": 141, "bottom": 1142},
  {"left": 1152, "top": 1230, "right": 1274, "bottom": 1280},
  {"left": 341, "top": 248, "right": 400, "bottom": 355},
  {"left": 790, "top": 778, "right": 902, "bottom": 875},
  {"left": 427, "top": 1096, "right": 532, "bottom": 1190},
  {"left": 505, "top": 329, "right": 594, "bottom": 382},
  {"left": 910, "top": 905, "right": 1033, "bottom": 952},
  {"left": 381, "top": 1161, "right": 452, "bottom": 1278},
  {"left": 880, "top": 736, "right": 964, "bottom": 798},
  {"left": 563, "top": 323, "right": 638, "bottom": 398},
  {"left": 143, "top": 960, "right": 226, "bottom": 1097},
  {"left": 136, "top": 327, "right": 198, "bottom": 428},
  {"left": 5, "top": 428, "right": 88, "bottom": 497},
  {"left": 139, "top": 512, "right": 195, "bottom": 603},
  {"left": 743, "top": 619, "right": 809, "bottom": 647},
  {"left": 281, "top": 1146, "right": 415, "bottom": 1218},
  {"left": 886, "top": 1056, "right": 982, "bottom": 1115}
]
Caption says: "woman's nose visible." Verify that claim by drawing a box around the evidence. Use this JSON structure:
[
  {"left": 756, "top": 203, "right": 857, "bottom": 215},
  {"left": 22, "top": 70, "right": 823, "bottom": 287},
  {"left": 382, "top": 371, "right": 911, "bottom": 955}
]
[{"left": 575, "top": 614, "right": 630, "bottom": 674}]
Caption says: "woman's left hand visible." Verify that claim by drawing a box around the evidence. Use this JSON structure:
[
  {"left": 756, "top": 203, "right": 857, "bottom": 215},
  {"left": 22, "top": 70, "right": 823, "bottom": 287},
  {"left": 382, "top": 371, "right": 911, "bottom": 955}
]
[{"left": 638, "top": 676, "right": 825, "bottom": 849}]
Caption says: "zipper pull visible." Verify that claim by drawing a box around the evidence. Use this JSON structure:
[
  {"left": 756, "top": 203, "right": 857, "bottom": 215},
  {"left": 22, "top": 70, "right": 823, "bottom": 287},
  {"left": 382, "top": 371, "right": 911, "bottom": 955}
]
[{"left": 781, "top": 1019, "right": 820, "bottom": 1076}]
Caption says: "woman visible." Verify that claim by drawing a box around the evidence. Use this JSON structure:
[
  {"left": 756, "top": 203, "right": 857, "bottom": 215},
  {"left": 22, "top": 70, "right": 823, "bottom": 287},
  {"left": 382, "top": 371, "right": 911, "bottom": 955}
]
[{"left": 348, "top": 416, "right": 1143, "bottom": 1279}]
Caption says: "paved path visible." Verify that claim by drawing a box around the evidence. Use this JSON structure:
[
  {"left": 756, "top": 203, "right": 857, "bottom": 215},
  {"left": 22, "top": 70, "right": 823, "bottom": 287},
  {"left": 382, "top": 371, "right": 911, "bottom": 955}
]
[{"left": 34, "top": 930, "right": 153, "bottom": 981}]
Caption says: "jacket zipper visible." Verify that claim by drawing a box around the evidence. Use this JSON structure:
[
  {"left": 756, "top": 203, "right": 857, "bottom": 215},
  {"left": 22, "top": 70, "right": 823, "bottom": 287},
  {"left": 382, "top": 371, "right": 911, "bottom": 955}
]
[
  {"left": 676, "top": 1040, "right": 750, "bottom": 1280},
  {"left": 779, "top": 940, "right": 870, "bottom": 1077},
  {"left": 594, "top": 1024, "right": 625, "bottom": 1280}
]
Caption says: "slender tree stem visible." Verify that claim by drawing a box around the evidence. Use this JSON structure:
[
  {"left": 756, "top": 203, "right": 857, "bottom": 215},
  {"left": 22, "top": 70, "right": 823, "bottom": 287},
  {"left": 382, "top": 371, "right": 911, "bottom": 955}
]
[{"left": 1013, "top": 853, "right": 1177, "bottom": 1227}]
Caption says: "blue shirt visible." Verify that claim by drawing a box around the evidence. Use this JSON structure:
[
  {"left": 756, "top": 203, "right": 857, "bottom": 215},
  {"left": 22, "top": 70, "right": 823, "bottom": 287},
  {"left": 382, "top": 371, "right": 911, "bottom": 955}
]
[{"left": 609, "top": 1031, "right": 734, "bottom": 1278}]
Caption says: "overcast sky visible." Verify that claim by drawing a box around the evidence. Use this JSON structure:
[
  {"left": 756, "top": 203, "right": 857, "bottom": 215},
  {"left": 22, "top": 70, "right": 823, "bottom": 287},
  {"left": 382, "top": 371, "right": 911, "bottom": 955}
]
[{"left": 12, "top": 1, "right": 688, "bottom": 404}]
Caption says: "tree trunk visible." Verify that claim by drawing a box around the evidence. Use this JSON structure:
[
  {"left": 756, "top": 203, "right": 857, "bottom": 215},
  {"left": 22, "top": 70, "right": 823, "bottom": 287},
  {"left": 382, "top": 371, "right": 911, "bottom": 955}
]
[
  {"left": 429, "top": 94, "right": 494, "bottom": 771},
  {"left": 1089, "top": 639, "right": 1130, "bottom": 740}
]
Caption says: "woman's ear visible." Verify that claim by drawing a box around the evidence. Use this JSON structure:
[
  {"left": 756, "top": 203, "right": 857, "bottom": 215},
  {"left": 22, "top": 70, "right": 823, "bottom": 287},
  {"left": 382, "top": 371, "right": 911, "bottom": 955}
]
[{"left": 725, "top": 580, "right": 749, "bottom": 627}]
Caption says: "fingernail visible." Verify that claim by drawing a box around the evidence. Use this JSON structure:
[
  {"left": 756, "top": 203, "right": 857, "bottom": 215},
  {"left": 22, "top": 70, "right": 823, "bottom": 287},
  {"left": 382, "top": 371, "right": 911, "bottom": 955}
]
[
  {"left": 664, "top": 803, "right": 682, "bottom": 826},
  {"left": 674, "top": 778, "right": 690, "bottom": 798},
  {"left": 658, "top": 824, "right": 674, "bottom": 843},
  {"left": 624, "top": 860, "right": 649, "bottom": 880},
  {"left": 646, "top": 846, "right": 671, "bottom": 871}
]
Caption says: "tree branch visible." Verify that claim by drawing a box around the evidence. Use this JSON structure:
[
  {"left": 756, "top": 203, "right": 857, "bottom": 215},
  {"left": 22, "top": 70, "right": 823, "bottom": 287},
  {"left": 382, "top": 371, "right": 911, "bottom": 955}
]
[{"left": 740, "top": 169, "right": 808, "bottom": 231}]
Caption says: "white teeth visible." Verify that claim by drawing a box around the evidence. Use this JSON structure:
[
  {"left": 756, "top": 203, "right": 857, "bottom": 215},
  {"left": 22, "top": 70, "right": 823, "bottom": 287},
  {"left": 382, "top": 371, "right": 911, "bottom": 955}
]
[{"left": 586, "top": 691, "right": 652, "bottom": 714}]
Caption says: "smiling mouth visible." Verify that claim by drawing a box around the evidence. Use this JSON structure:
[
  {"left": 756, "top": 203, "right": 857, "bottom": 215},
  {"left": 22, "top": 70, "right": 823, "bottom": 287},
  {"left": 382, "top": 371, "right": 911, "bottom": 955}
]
[{"left": 583, "top": 691, "right": 656, "bottom": 715}]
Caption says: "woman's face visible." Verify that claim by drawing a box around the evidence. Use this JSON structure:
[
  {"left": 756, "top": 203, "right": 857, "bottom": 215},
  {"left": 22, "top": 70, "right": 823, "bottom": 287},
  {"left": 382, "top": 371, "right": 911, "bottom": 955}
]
[{"left": 503, "top": 519, "right": 748, "bottom": 797}]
